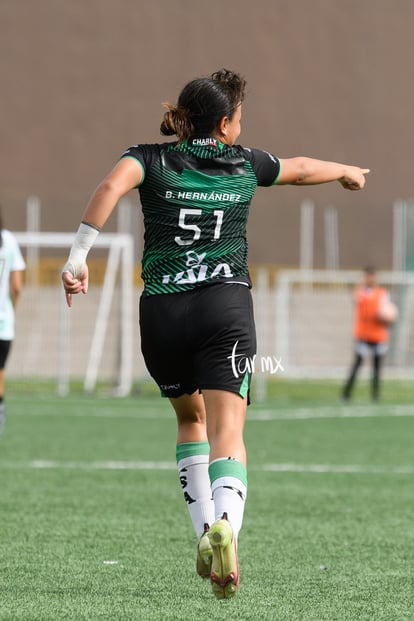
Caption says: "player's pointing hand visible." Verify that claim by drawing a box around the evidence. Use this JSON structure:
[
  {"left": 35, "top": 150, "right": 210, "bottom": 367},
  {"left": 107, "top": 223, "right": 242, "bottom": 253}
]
[{"left": 339, "top": 167, "right": 370, "bottom": 191}]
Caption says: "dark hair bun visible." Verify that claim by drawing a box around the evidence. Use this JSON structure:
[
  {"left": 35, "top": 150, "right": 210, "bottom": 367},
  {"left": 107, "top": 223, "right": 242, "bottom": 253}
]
[{"left": 160, "top": 103, "right": 193, "bottom": 138}]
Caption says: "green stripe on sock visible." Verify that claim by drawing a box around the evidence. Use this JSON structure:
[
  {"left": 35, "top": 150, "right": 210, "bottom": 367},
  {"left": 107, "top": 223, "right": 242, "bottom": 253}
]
[
  {"left": 176, "top": 441, "right": 210, "bottom": 463},
  {"left": 209, "top": 458, "right": 247, "bottom": 487}
]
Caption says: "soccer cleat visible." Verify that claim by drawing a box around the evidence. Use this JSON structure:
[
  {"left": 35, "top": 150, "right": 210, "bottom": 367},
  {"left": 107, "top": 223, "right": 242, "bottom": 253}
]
[
  {"left": 208, "top": 514, "right": 239, "bottom": 599},
  {"left": 196, "top": 523, "right": 213, "bottom": 579}
]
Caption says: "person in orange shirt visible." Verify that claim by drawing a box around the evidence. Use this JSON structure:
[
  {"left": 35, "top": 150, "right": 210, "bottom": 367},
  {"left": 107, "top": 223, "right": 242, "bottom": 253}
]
[{"left": 342, "top": 267, "right": 395, "bottom": 402}]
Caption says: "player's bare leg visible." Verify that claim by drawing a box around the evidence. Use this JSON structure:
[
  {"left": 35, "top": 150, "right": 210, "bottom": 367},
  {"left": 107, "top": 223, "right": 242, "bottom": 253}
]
[
  {"left": 203, "top": 389, "right": 247, "bottom": 464},
  {"left": 170, "top": 391, "right": 207, "bottom": 444}
]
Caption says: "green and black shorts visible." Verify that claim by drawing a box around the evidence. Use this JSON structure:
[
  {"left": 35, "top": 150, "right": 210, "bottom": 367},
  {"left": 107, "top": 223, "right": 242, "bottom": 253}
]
[{"left": 139, "top": 282, "right": 256, "bottom": 400}]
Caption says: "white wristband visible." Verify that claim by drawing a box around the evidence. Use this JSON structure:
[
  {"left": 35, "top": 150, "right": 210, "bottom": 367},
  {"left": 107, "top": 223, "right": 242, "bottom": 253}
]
[{"left": 62, "top": 222, "right": 100, "bottom": 278}]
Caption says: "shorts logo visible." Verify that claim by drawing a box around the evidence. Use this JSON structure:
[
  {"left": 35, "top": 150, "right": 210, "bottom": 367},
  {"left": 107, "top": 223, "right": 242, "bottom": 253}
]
[{"left": 160, "top": 383, "right": 181, "bottom": 391}]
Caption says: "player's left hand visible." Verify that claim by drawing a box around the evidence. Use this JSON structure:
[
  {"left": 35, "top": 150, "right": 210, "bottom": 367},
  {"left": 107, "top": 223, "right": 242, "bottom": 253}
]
[{"left": 339, "top": 167, "right": 370, "bottom": 190}]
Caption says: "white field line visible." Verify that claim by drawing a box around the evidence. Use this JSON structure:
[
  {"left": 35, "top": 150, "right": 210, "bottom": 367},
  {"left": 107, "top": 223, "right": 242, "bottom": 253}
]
[
  {"left": 248, "top": 405, "right": 414, "bottom": 421},
  {"left": 0, "top": 460, "right": 413, "bottom": 475},
  {"left": 10, "top": 403, "right": 414, "bottom": 421}
]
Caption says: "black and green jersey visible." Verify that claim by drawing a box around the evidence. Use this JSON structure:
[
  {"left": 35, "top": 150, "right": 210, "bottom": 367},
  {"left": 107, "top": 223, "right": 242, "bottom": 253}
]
[{"left": 121, "top": 136, "right": 280, "bottom": 295}]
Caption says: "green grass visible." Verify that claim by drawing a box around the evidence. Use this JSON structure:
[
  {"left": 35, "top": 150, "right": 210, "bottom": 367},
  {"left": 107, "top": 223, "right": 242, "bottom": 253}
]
[{"left": 0, "top": 379, "right": 413, "bottom": 620}]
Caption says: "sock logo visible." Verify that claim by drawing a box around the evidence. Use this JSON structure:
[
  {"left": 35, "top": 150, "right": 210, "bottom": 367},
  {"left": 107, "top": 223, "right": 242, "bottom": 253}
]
[
  {"left": 179, "top": 468, "right": 196, "bottom": 504},
  {"left": 223, "top": 485, "right": 245, "bottom": 501}
]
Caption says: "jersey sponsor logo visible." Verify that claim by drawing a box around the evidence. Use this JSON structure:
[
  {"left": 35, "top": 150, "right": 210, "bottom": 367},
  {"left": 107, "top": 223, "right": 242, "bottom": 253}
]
[
  {"left": 164, "top": 190, "right": 242, "bottom": 202},
  {"left": 162, "top": 251, "right": 233, "bottom": 285},
  {"left": 185, "top": 251, "right": 206, "bottom": 267}
]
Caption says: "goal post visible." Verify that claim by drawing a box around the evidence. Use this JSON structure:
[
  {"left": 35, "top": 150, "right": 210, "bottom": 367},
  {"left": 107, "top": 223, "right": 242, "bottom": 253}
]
[{"left": 13, "top": 231, "right": 135, "bottom": 396}]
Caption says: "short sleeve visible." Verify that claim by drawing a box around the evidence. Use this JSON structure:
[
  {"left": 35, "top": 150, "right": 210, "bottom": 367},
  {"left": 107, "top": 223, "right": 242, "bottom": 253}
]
[
  {"left": 120, "top": 144, "right": 162, "bottom": 184},
  {"left": 3, "top": 231, "right": 25, "bottom": 271},
  {"left": 244, "top": 148, "right": 281, "bottom": 186},
  {"left": 11, "top": 242, "right": 25, "bottom": 271}
]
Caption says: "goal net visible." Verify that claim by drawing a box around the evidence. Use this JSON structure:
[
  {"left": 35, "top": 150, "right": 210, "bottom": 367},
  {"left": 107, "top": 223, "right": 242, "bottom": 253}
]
[
  {"left": 251, "top": 268, "right": 414, "bottom": 399},
  {"left": 11, "top": 231, "right": 138, "bottom": 396}
]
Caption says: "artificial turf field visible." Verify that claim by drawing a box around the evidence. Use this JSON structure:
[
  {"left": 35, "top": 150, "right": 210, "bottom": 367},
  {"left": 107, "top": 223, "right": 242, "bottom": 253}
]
[{"left": 1, "top": 379, "right": 413, "bottom": 621}]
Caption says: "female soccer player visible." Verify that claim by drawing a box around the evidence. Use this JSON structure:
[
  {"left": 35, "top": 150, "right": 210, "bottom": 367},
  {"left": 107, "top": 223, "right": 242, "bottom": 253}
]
[
  {"left": 0, "top": 207, "right": 26, "bottom": 433},
  {"left": 62, "top": 69, "right": 369, "bottom": 599}
]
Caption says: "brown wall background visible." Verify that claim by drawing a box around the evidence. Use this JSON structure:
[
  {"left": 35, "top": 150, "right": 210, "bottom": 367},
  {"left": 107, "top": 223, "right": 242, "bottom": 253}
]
[{"left": 1, "top": 0, "right": 413, "bottom": 269}]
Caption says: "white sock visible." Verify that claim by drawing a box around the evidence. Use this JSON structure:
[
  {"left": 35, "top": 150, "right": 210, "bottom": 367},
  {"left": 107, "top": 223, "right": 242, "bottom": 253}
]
[
  {"left": 209, "top": 458, "right": 247, "bottom": 537},
  {"left": 176, "top": 442, "right": 215, "bottom": 537}
]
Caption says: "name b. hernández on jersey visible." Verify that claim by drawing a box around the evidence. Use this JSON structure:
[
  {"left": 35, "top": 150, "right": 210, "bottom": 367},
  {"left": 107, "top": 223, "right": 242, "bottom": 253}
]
[{"left": 121, "top": 136, "right": 281, "bottom": 295}]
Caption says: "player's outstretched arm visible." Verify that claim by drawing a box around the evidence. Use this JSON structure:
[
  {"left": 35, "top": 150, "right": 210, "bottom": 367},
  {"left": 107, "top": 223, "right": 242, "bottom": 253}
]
[
  {"left": 62, "top": 157, "right": 143, "bottom": 307},
  {"left": 276, "top": 157, "right": 369, "bottom": 190}
]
